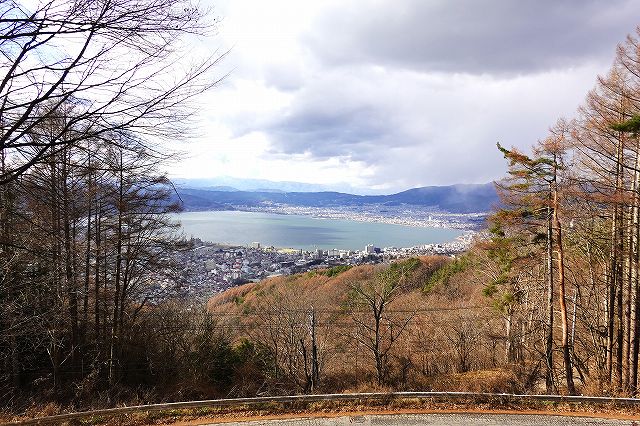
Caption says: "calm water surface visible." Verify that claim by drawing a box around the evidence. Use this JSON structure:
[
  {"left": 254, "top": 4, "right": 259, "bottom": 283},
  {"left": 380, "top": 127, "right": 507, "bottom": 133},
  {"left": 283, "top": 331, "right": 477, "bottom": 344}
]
[{"left": 172, "top": 211, "right": 463, "bottom": 251}]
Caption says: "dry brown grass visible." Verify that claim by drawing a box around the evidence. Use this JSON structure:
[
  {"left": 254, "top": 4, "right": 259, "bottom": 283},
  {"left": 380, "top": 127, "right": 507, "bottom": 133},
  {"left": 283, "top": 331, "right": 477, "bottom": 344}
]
[{"left": 423, "top": 369, "right": 522, "bottom": 393}]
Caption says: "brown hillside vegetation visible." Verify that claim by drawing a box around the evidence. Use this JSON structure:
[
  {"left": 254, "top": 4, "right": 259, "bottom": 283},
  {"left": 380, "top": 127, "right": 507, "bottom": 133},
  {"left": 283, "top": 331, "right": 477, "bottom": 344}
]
[
  {"left": 10, "top": 16, "right": 640, "bottom": 423},
  {"left": 206, "top": 255, "right": 524, "bottom": 396}
]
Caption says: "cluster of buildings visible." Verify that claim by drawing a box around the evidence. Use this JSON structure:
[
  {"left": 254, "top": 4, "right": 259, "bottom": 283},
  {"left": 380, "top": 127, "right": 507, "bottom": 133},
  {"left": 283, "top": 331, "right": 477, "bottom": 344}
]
[
  {"left": 245, "top": 204, "right": 486, "bottom": 230},
  {"left": 162, "top": 234, "right": 474, "bottom": 299}
]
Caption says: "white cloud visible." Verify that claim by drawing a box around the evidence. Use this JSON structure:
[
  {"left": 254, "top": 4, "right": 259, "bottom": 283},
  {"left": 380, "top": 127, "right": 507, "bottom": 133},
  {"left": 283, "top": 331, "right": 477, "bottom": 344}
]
[{"left": 170, "top": 0, "right": 640, "bottom": 193}]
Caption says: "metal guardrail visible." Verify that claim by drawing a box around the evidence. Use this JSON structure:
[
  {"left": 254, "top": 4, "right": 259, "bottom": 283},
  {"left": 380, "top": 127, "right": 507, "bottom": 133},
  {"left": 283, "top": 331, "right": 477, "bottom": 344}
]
[{"left": 5, "top": 391, "right": 640, "bottom": 425}]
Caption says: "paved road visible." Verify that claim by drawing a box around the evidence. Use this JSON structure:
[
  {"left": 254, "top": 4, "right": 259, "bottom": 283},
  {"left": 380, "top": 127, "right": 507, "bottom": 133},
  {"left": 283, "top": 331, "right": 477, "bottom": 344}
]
[{"left": 210, "top": 413, "right": 637, "bottom": 425}]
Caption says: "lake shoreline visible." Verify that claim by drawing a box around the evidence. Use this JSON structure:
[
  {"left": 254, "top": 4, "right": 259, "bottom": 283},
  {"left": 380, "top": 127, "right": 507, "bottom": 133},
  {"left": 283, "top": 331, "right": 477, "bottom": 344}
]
[
  {"left": 181, "top": 204, "right": 485, "bottom": 231},
  {"left": 171, "top": 210, "right": 469, "bottom": 252}
]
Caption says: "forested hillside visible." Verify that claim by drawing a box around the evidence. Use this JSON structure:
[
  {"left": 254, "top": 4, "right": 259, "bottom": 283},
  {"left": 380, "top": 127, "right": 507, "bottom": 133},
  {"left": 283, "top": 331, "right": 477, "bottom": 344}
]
[
  {"left": 0, "top": 0, "right": 220, "bottom": 413},
  {"left": 485, "top": 27, "right": 640, "bottom": 396},
  {"left": 205, "top": 256, "right": 522, "bottom": 395},
  {"left": 5, "top": 1, "right": 640, "bottom": 419}
]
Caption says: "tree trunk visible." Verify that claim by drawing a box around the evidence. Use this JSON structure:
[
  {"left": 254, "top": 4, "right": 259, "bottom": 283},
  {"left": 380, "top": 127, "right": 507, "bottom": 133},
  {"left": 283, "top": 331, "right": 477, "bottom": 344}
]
[
  {"left": 374, "top": 309, "right": 383, "bottom": 385},
  {"left": 546, "top": 203, "right": 555, "bottom": 393},
  {"left": 310, "top": 307, "right": 319, "bottom": 391},
  {"left": 109, "top": 151, "right": 125, "bottom": 385},
  {"left": 505, "top": 312, "right": 513, "bottom": 363},
  {"left": 630, "top": 146, "right": 640, "bottom": 394},
  {"left": 552, "top": 164, "right": 576, "bottom": 395}
]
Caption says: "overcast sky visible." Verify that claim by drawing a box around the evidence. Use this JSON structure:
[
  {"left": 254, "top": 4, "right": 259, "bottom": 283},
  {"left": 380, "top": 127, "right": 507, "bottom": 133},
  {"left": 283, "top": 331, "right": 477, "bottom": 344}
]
[{"left": 170, "top": 0, "right": 640, "bottom": 193}]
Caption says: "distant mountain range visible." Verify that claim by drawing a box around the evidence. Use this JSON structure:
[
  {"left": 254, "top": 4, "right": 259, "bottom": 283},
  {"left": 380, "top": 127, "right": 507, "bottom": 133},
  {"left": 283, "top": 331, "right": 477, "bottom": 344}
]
[
  {"left": 173, "top": 182, "right": 499, "bottom": 214},
  {"left": 171, "top": 177, "right": 386, "bottom": 195}
]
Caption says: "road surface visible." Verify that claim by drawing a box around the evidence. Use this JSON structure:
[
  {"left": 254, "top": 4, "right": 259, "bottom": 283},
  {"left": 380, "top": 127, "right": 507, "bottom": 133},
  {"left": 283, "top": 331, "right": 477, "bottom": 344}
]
[{"left": 206, "top": 413, "right": 636, "bottom": 425}]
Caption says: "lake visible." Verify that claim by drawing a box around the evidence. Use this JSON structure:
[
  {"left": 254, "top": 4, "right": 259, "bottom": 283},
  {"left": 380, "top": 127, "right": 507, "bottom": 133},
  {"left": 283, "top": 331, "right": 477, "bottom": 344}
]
[{"left": 172, "top": 210, "right": 463, "bottom": 251}]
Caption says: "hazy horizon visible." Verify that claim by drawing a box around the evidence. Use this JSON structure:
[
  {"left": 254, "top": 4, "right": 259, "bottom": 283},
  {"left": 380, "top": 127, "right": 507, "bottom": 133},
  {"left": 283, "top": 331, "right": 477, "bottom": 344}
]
[{"left": 173, "top": 176, "right": 496, "bottom": 195}]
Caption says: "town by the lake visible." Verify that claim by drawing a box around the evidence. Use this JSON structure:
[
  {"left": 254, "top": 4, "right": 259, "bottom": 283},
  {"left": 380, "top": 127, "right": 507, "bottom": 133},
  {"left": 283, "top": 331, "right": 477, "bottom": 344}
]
[{"left": 153, "top": 224, "right": 476, "bottom": 300}]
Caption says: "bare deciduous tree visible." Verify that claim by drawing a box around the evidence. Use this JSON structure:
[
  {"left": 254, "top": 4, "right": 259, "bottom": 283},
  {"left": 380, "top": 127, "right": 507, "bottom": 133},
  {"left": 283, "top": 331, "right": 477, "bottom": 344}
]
[
  {"left": 0, "top": 0, "right": 225, "bottom": 183},
  {"left": 347, "top": 264, "right": 416, "bottom": 385}
]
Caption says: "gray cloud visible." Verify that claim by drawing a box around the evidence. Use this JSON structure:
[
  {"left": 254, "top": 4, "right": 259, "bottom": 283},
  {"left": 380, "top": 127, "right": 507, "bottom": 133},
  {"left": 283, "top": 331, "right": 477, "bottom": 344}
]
[
  {"left": 266, "top": 107, "right": 385, "bottom": 158},
  {"left": 257, "top": 64, "right": 603, "bottom": 187},
  {"left": 304, "top": 0, "right": 640, "bottom": 75}
]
